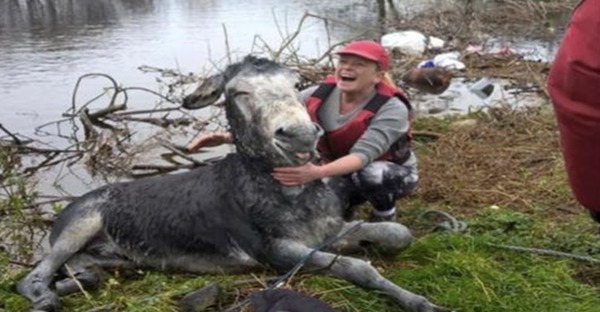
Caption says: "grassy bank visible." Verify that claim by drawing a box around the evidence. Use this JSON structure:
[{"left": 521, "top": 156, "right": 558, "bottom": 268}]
[{"left": 3, "top": 105, "right": 600, "bottom": 312}]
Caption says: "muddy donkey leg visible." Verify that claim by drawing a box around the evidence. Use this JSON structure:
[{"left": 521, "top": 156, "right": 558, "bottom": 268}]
[
  {"left": 329, "top": 220, "right": 413, "bottom": 254},
  {"left": 54, "top": 251, "right": 133, "bottom": 296},
  {"left": 17, "top": 212, "right": 103, "bottom": 312},
  {"left": 269, "top": 240, "right": 453, "bottom": 312},
  {"left": 54, "top": 255, "right": 101, "bottom": 296}
]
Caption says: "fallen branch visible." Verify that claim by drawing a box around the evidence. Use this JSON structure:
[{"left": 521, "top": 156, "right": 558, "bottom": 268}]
[
  {"left": 109, "top": 116, "right": 192, "bottom": 128},
  {"left": 78, "top": 109, "right": 100, "bottom": 141},
  {"left": 0, "top": 123, "right": 22, "bottom": 145},
  {"left": 130, "top": 163, "right": 197, "bottom": 178},
  {"left": 22, "top": 152, "right": 84, "bottom": 176},
  {"left": 71, "top": 73, "right": 122, "bottom": 115},
  {"left": 159, "top": 141, "right": 206, "bottom": 166}
]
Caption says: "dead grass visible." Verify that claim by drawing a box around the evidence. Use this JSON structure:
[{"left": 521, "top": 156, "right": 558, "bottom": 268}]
[
  {"left": 412, "top": 105, "right": 579, "bottom": 218},
  {"left": 390, "top": 0, "right": 578, "bottom": 41}
]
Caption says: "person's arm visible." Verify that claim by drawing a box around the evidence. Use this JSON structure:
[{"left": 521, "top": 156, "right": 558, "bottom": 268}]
[
  {"left": 351, "top": 98, "right": 409, "bottom": 165},
  {"left": 186, "top": 132, "right": 233, "bottom": 152},
  {"left": 271, "top": 153, "right": 363, "bottom": 186}
]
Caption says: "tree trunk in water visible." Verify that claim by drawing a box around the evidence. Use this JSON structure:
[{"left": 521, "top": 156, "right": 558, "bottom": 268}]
[
  {"left": 386, "top": 0, "right": 401, "bottom": 25},
  {"left": 376, "top": 0, "right": 386, "bottom": 38}
]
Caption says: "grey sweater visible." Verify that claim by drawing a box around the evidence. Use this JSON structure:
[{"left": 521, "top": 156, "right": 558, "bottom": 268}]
[{"left": 300, "top": 85, "right": 412, "bottom": 167}]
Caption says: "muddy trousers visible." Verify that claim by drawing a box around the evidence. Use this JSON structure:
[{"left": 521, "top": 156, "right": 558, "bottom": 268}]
[{"left": 331, "top": 159, "right": 419, "bottom": 219}]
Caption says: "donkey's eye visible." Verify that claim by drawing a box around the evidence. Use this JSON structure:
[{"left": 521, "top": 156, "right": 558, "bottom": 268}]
[{"left": 232, "top": 91, "right": 250, "bottom": 98}]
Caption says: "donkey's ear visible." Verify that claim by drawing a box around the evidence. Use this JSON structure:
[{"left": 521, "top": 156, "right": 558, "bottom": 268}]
[{"left": 182, "top": 74, "right": 225, "bottom": 110}]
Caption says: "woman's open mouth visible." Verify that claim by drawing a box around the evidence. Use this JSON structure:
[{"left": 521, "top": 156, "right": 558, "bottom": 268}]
[{"left": 339, "top": 74, "right": 357, "bottom": 82}]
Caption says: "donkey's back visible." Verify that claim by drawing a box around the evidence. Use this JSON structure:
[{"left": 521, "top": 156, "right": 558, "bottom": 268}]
[{"left": 50, "top": 154, "right": 317, "bottom": 272}]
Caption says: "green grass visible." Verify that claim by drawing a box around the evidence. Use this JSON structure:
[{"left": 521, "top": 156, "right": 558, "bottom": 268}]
[
  {"left": 394, "top": 234, "right": 600, "bottom": 312},
  {"left": 4, "top": 208, "right": 600, "bottom": 312},
  {"left": 296, "top": 207, "right": 600, "bottom": 312}
]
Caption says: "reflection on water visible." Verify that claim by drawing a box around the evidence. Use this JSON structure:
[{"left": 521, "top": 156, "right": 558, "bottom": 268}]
[{"left": 0, "top": 0, "right": 142, "bottom": 30}]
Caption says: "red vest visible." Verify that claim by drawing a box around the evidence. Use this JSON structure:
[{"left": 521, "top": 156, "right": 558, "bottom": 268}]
[
  {"left": 548, "top": 0, "right": 600, "bottom": 212},
  {"left": 306, "top": 75, "right": 412, "bottom": 163}
]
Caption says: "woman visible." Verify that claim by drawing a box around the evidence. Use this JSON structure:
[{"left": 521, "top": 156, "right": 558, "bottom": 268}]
[{"left": 188, "top": 40, "right": 417, "bottom": 222}]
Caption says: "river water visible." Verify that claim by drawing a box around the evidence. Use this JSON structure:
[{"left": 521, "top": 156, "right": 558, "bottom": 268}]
[
  {"left": 0, "top": 0, "right": 412, "bottom": 137},
  {"left": 0, "top": 0, "right": 567, "bottom": 196}
]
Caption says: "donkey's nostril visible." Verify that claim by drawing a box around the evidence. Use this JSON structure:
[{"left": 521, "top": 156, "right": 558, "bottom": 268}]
[
  {"left": 275, "top": 127, "right": 290, "bottom": 138},
  {"left": 276, "top": 124, "right": 322, "bottom": 141}
]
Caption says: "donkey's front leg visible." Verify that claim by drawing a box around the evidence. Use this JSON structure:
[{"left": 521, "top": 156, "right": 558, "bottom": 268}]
[
  {"left": 329, "top": 220, "right": 413, "bottom": 254},
  {"left": 268, "top": 240, "right": 453, "bottom": 312}
]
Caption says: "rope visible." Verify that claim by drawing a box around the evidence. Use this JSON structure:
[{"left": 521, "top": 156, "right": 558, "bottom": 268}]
[
  {"left": 417, "top": 210, "right": 600, "bottom": 264},
  {"left": 223, "top": 221, "right": 365, "bottom": 312},
  {"left": 486, "top": 243, "right": 600, "bottom": 264},
  {"left": 418, "top": 209, "right": 468, "bottom": 233}
]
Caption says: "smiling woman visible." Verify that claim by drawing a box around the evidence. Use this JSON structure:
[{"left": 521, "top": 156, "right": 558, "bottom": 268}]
[{"left": 281, "top": 40, "right": 417, "bottom": 222}]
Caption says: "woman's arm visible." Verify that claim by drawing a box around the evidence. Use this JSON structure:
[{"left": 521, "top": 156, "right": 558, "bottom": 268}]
[
  {"left": 351, "top": 97, "right": 409, "bottom": 165},
  {"left": 186, "top": 132, "right": 233, "bottom": 152},
  {"left": 271, "top": 153, "right": 363, "bottom": 186}
]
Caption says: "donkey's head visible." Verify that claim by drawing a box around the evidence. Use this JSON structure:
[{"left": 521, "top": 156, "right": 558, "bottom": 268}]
[{"left": 183, "top": 55, "right": 322, "bottom": 168}]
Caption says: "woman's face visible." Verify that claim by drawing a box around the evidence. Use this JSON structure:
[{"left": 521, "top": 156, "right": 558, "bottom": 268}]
[{"left": 335, "top": 54, "right": 383, "bottom": 94}]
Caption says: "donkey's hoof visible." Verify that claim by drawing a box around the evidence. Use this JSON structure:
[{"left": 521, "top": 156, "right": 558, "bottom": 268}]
[
  {"left": 409, "top": 296, "right": 454, "bottom": 312},
  {"left": 55, "top": 279, "right": 83, "bottom": 296},
  {"left": 55, "top": 273, "right": 100, "bottom": 296},
  {"left": 32, "top": 293, "right": 60, "bottom": 312},
  {"left": 432, "top": 306, "right": 454, "bottom": 312},
  {"left": 179, "top": 282, "right": 220, "bottom": 312}
]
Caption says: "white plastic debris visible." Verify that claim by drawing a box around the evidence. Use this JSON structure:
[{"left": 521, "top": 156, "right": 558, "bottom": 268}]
[
  {"left": 381, "top": 31, "right": 427, "bottom": 56},
  {"left": 433, "top": 51, "right": 466, "bottom": 70},
  {"left": 428, "top": 36, "right": 445, "bottom": 50},
  {"left": 470, "top": 78, "right": 495, "bottom": 99}
]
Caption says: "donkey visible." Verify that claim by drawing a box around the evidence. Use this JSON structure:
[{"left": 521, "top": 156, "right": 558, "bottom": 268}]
[{"left": 17, "top": 55, "right": 451, "bottom": 312}]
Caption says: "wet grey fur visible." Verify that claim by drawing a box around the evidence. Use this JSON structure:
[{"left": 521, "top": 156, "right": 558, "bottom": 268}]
[{"left": 17, "top": 55, "right": 451, "bottom": 312}]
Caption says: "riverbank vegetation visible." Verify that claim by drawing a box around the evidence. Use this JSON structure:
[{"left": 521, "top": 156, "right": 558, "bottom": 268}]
[{"left": 3, "top": 0, "right": 598, "bottom": 311}]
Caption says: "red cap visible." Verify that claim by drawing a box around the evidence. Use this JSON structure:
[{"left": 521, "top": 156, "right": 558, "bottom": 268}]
[{"left": 335, "top": 40, "right": 390, "bottom": 70}]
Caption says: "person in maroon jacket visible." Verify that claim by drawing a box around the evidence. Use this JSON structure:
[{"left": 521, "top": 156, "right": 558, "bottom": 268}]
[{"left": 547, "top": 0, "right": 600, "bottom": 221}]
